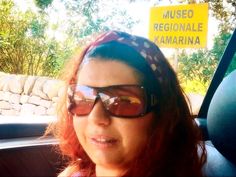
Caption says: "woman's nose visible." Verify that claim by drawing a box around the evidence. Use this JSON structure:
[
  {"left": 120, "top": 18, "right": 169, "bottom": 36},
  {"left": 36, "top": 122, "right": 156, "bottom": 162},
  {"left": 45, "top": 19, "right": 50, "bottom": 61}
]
[{"left": 87, "top": 99, "right": 111, "bottom": 126}]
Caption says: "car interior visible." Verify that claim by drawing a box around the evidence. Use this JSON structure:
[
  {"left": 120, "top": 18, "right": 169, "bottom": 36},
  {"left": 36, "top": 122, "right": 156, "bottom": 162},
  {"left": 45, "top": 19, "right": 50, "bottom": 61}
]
[
  {"left": 197, "top": 28, "right": 236, "bottom": 177},
  {"left": 0, "top": 24, "right": 235, "bottom": 177},
  {"left": 202, "top": 69, "right": 236, "bottom": 177}
]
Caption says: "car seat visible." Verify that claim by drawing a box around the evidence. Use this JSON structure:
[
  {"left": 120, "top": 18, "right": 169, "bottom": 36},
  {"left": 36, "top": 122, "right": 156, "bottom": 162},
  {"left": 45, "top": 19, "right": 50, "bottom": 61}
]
[{"left": 202, "top": 70, "right": 236, "bottom": 177}]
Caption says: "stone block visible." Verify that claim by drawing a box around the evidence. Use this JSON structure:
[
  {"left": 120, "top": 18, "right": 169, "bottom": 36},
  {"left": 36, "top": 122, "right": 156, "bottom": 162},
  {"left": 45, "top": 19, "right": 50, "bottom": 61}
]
[
  {"left": 2, "top": 91, "right": 11, "bottom": 101},
  {"left": 58, "top": 85, "right": 67, "bottom": 98},
  {"left": 47, "top": 106, "right": 56, "bottom": 115},
  {"left": 32, "top": 77, "right": 49, "bottom": 100},
  {"left": 0, "top": 101, "right": 11, "bottom": 109},
  {"left": 0, "top": 74, "right": 10, "bottom": 91},
  {"left": 9, "top": 74, "right": 27, "bottom": 94},
  {"left": 39, "top": 99, "right": 52, "bottom": 108},
  {"left": 28, "top": 95, "right": 41, "bottom": 105},
  {"left": 9, "top": 94, "right": 21, "bottom": 104},
  {"left": 43, "top": 79, "right": 64, "bottom": 99},
  {"left": 52, "top": 97, "right": 59, "bottom": 103},
  {"left": 1, "top": 109, "right": 19, "bottom": 116},
  {"left": 24, "top": 75, "right": 38, "bottom": 95},
  {"left": 34, "top": 106, "right": 46, "bottom": 115},
  {"left": 12, "top": 103, "right": 21, "bottom": 111},
  {"left": 0, "top": 91, "right": 4, "bottom": 100},
  {"left": 20, "top": 104, "right": 36, "bottom": 115},
  {"left": 52, "top": 102, "right": 57, "bottom": 108},
  {"left": 20, "top": 95, "right": 30, "bottom": 104},
  {"left": 0, "top": 73, "right": 5, "bottom": 96}
]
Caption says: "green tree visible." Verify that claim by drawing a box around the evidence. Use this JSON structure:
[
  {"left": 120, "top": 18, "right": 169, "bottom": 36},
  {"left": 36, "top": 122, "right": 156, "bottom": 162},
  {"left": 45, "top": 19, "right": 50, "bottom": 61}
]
[
  {"left": 201, "top": 0, "right": 236, "bottom": 33},
  {"left": 47, "top": 0, "right": 139, "bottom": 45},
  {"left": 211, "top": 31, "right": 236, "bottom": 76},
  {"left": 34, "top": 0, "right": 53, "bottom": 10},
  {"left": 178, "top": 48, "right": 217, "bottom": 93},
  {"left": 0, "top": 0, "right": 138, "bottom": 76},
  {"left": 174, "top": 0, "right": 235, "bottom": 94},
  {"left": 178, "top": 31, "right": 235, "bottom": 94},
  {"left": 0, "top": 0, "right": 33, "bottom": 74},
  {"left": 0, "top": 0, "right": 65, "bottom": 76}
]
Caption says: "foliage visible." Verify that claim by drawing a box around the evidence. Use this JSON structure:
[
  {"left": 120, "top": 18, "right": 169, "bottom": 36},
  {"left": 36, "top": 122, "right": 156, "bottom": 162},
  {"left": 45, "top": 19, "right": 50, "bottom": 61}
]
[
  {"left": 178, "top": 31, "right": 235, "bottom": 94},
  {"left": 0, "top": 0, "right": 66, "bottom": 76},
  {"left": 174, "top": 0, "right": 236, "bottom": 94},
  {"left": 0, "top": 0, "right": 137, "bottom": 77},
  {"left": 178, "top": 48, "right": 216, "bottom": 93},
  {"left": 201, "top": 0, "right": 236, "bottom": 33},
  {"left": 178, "top": 49, "right": 217, "bottom": 83},
  {"left": 34, "top": 0, "right": 53, "bottom": 10},
  {"left": 2, "top": 0, "right": 234, "bottom": 79},
  {"left": 227, "top": 53, "right": 236, "bottom": 76},
  {"left": 48, "top": 0, "right": 139, "bottom": 45},
  {"left": 180, "top": 79, "right": 207, "bottom": 95},
  {"left": 211, "top": 32, "right": 236, "bottom": 76}
]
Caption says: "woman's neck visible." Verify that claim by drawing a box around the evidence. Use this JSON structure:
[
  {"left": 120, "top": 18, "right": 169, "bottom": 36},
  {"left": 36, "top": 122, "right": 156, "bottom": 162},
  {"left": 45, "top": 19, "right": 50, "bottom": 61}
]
[{"left": 96, "top": 165, "right": 126, "bottom": 177}]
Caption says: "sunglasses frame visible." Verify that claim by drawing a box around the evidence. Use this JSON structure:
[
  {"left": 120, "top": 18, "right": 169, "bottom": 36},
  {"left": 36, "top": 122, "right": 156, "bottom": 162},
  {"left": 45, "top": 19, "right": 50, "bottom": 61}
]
[{"left": 67, "top": 84, "right": 158, "bottom": 118}]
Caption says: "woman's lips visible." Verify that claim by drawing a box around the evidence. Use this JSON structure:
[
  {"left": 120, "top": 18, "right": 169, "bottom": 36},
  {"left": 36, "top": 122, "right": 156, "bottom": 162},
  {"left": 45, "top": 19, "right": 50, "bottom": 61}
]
[{"left": 89, "top": 135, "right": 118, "bottom": 148}]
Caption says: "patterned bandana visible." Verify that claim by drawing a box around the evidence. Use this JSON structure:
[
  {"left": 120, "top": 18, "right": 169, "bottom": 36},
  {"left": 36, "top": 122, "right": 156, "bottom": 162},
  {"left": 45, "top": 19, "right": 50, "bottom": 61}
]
[{"left": 84, "top": 30, "right": 166, "bottom": 83}]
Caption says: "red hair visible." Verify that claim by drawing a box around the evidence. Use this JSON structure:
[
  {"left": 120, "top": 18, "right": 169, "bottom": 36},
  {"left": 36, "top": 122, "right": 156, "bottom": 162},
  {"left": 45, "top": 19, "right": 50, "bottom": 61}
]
[
  {"left": 47, "top": 44, "right": 96, "bottom": 176},
  {"left": 47, "top": 38, "right": 206, "bottom": 177}
]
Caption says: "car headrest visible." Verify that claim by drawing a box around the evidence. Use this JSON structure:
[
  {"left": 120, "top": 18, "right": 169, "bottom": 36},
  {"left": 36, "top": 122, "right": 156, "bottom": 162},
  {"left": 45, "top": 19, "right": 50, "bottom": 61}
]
[{"left": 207, "top": 70, "right": 236, "bottom": 164}]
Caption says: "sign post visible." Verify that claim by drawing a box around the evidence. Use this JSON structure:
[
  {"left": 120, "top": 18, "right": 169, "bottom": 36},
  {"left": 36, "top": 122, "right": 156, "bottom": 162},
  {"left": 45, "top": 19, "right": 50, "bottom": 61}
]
[{"left": 149, "top": 3, "right": 209, "bottom": 48}]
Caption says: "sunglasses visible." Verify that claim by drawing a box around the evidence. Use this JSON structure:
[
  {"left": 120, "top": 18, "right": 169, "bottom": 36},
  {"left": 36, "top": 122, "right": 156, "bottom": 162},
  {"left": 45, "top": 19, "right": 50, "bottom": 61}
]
[{"left": 67, "top": 84, "right": 158, "bottom": 118}]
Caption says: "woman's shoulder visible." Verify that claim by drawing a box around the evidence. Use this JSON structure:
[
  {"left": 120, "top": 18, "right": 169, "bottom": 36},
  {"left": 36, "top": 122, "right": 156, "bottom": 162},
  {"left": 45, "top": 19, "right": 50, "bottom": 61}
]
[
  {"left": 58, "top": 170, "right": 84, "bottom": 177},
  {"left": 57, "top": 165, "right": 83, "bottom": 177},
  {"left": 71, "top": 172, "right": 84, "bottom": 177}
]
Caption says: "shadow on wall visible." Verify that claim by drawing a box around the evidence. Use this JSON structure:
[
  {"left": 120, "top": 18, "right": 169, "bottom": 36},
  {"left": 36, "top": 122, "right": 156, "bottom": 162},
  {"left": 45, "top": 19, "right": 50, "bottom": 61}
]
[{"left": 0, "top": 72, "right": 65, "bottom": 116}]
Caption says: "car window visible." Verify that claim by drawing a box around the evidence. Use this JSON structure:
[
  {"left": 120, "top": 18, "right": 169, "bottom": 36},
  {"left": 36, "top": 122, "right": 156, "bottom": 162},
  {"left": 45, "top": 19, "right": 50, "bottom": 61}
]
[
  {"left": 0, "top": 0, "right": 235, "bottom": 138},
  {"left": 225, "top": 52, "right": 236, "bottom": 76}
]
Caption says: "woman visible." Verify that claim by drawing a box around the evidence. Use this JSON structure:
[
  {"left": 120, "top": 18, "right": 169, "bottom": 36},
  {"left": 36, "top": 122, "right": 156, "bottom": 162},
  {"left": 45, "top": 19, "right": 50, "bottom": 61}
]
[{"left": 50, "top": 31, "right": 206, "bottom": 176}]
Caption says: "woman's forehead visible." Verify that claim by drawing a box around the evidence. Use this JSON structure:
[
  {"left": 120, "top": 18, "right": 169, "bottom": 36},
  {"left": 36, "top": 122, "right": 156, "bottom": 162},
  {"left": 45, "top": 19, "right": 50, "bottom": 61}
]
[{"left": 76, "top": 59, "right": 141, "bottom": 87}]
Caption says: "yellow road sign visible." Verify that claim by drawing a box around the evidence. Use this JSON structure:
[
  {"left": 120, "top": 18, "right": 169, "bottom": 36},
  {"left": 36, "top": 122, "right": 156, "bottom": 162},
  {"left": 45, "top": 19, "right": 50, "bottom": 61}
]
[{"left": 149, "top": 3, "right": 209, "bottom": 48}]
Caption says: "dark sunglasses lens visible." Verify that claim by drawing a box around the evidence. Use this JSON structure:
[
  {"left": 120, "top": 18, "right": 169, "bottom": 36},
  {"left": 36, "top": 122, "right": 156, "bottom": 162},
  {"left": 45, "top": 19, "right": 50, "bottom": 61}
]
[
  {"left": 69, "top": 100, "right": 94, "bottom": 116},
  {"left": 105, "top": 96, "right": 145, "bottom": 117},
  {"left": 68, "top": 85, "right": 96, "bottom": 116},
  {"left": 68, "top": 85, "right": 146, "bottom": 117}
]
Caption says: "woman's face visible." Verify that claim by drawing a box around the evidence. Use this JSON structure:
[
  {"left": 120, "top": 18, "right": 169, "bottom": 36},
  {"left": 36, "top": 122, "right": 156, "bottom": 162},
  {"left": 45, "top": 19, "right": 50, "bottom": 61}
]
[{"left": 73, "top": 58, "right": 154, "bottom": 171}]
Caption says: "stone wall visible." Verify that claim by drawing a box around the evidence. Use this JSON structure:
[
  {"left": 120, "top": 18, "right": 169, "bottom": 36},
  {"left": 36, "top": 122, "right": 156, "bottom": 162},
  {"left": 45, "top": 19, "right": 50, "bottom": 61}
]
[
  {"left": 0, "top": 72, "right": 204, "bottom": 116},
  {"left": 0, "top": 72, "right": 65, "bottom": 116}
]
